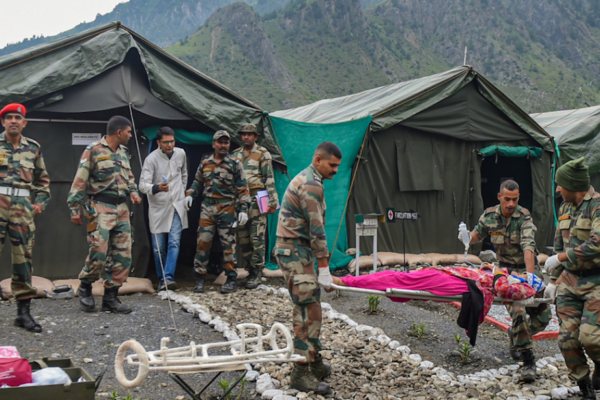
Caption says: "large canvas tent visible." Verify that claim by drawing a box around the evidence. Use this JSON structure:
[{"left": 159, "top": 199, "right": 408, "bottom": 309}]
[
  {"left": 268, "top": 66, "right": 555, "bottom": 265},
  {"left": 0, "top": 22, "right": 283, "bottom": 279},
  {"left": 531, "top": 105, "right": 600, "bottom": 188}
]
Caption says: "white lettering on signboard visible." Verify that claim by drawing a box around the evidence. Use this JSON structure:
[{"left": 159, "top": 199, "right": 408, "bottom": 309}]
[{"left": 72, "top": 133, "right": 101, "bottom": 146}]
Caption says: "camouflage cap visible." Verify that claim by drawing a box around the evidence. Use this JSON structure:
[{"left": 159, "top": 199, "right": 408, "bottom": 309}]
[
  {"left": 213, "top": 130, "right": 230, "bottom": 141},
  {"left": 239, "top": 123, "right": 258, "bottom": 134}
]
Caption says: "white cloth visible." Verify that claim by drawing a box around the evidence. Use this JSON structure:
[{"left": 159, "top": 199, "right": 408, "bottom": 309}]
[{"left": 139, "top": 147, "right": 188, "bottom": 233}]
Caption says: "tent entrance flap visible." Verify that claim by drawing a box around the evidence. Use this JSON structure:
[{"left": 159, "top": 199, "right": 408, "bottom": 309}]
[{"left": 480, "top": 155, "right": 533, "bottom": 213}]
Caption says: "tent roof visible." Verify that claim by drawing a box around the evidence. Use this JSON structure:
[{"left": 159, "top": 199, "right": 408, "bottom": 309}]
[
  {"left": 272, "top": 66, "right": 553, "bottom": 152},
  {"left": 531, "top": 105, "right": 600, "bottom": 174},
  {"left": 0, "top": 22, "right": 284, "bottom": 162}
]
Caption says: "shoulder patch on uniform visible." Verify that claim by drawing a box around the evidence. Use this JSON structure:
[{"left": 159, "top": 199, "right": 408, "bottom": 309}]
[
  {"left": 519, "top": 207, "right": 531, "bottom": 216},
  {"left": 80, "top": 158, "right": 87, "bottom": 164},
  {"left": 86, "top": 140, "right": 101, "bottom": 151},
  {"left": 524, "top": 215, "right": 531, "bottom": 220}
]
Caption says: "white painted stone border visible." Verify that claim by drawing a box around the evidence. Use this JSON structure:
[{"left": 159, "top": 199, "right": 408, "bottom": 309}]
[{"left": 157, "top": 285, "right": 574, "bottom": 400}]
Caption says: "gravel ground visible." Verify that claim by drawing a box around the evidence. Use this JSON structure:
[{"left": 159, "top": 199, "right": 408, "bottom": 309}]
[
  {"left": 0, "top": 289, "right": 255, "bottom": 400},
  {"left": 320, "top": 289, "right": 562, "bottom": 376},
  {"left": 0, "top": 275, "right": 590, "bottom": 400}
]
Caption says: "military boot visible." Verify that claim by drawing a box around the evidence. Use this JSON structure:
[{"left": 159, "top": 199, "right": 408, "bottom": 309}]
[
  {"left": 101, "top": 287, "right": 132, "bottom": 314},
  {"left": 245, "top": 269, "right": 262, "bottom": 289},
  {"left": 508, "top": 327, "right": 521, "bottom": 361},
  {"left": 14, "top": 299, "right": 42, "bottom": 333},
  {"left": 77, "top": 281, "right": 95, "bottom": 312},
  {"left": 592, "top": 361, "right": 600, "bottom": 390},
  {"left": 220, "top": 276, "right": 237, "bottom": 294},
  {"left": 578, "top": 377, "right": 596, "bottom": 400},
  {"left": 310, "top": 353, "right": 331, "bottom": 381},
  {"left": 290, "top": 363, "right": 331, "bottom": 394},
  {"left": 194, "top": 274, "right": 205, "bottom": 293},
  {"left": 520, "top": 349, "right": 536, "bottom": 383}
]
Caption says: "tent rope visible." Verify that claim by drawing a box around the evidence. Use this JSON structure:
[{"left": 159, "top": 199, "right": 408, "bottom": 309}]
[
  {"left": 128, "top": 103, "right": 177, "bottom": 330},
  {"left": 328, "top": 124, "right": 370, "bottom": 265}
]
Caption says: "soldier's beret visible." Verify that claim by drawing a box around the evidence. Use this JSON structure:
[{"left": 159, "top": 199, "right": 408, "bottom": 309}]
[
  {"left": 0, "top": 103, "right": 26, "bottom": 119},
  {"left": 239, "top": 123, "right": 258, "bottom": 134},
  {"left": 213, "top": 130, "right": 230, "bottom": 141}
]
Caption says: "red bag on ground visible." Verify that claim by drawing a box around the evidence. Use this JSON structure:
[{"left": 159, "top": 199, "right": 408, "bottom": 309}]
[{"left": 0, "top": 358, "right": 32, "bottom": 387}]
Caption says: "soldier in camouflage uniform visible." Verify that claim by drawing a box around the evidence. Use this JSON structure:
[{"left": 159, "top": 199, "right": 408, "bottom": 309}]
[
  {"left": 68, "top": 116, "right": 142, "bottom": 314},
  {"left": 185, "top": 130, "right": 250, "bottom": 294},
  {"left": 275, "top": 142, "right": 342, "bottom": 394},
  {"left": 544, "top": 157, "right": 600, "bottom": 399},
  {"left": 0, "top": 103, "right": 50, "bottom": 333},
  {"left": 464, "top": 179, "right": 549, "bottom": 383},
  {"left": 231, "top": 123, "right": 278, "bottom": 289}
]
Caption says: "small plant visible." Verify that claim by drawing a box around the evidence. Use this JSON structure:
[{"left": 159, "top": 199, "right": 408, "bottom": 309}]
[
  {"left": 368, "top": 294, "right": 381, "bottom": 314},
  {"left": 218, "top": 379, "right": 232, "bottom": 400},
  {"left": 452, "top": 336, "right": 478, "bottom": 364},
  {"left": 235, "top": 377, "right": 249, "bottom": 400},
  {"left": 110, "top": 391, "right": 138, "bottom": 400},
  {"left": 408, "top": 322, "right": 428, "bottom": 339}
]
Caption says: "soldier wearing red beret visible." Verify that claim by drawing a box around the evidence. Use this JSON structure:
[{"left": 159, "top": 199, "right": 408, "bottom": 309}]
[{"left": 0, "top": 103, "right": 51, "bottom": 333}]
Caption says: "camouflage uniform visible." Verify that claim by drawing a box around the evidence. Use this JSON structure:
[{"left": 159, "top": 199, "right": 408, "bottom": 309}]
[
  {"left": 0, "top": 133, "right": 50, "bottom": 300},
  {"left": 473, "top": 205, "right": 550, "bottom": 351},
  {"left": 187, "top": 153, "right": 250, "bottom": 277},
  {"left": 552, "top": 186, "right": 600, "bottom": 382},
  {"left": 232, "top": 142, "right": 278, "bottom": 272},
  {"left": 67, "top": 137, "right": 138, "bottom": 289},
  {"left": 275, "top": 164, "right": 328, "bottom": 363}
]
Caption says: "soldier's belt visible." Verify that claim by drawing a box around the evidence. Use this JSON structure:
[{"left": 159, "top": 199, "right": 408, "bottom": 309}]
[
  {"left": 90, "top": 194, "right": 127, "bottom": 206},
  {"left": 0, "top": 186, "right": 30, "bottom": 197},
  {"left": 565, "top": 268, "right": 600, "bottom": 278},
  {"left": 203, "top": 197, "right": 234, "bottom": 205}
]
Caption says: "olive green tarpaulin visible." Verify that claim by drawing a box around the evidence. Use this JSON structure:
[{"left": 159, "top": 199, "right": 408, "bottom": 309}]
[
  {"left": 531, "top": 105, "right": 600, "bottom": 178},
  {"left": 0, "top": 22, "right": 283, "bottom": 164},
  {"left": 0, "top": 22, "right": 286, "bottom": 280},
  {"left": 271, "top": 67, "right": 555, "bottom": 259},
  {"left": 265, "top": 115, "right": 372, "bottom": 270}
]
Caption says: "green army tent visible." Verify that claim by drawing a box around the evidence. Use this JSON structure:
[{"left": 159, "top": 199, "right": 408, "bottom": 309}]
[
  {"left": 267, "top": 66, "right": 555, "bottom": 266},
  {"left": 0, "top": 22, "right": 283, "bottom": 279},
  {"left": 531, "top": 105, "right": 600, "bottom": 188}
]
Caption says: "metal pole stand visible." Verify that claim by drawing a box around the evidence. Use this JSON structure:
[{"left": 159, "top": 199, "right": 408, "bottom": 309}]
[{"left": 169, "top": 369, "right": 247, "bottom": 400}]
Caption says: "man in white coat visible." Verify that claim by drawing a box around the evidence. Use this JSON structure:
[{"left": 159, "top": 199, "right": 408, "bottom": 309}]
[{"left": 139, "top": 127, "right": 188, "bottom": 291}]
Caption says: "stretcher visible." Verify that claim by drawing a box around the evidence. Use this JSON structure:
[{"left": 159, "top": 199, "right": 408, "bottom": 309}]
[
  {"left": 114, "top": 322, "right": 304, "bottom": 396},
  {"left": 329, "top": 283, "right": 553, "bottom": 306}
]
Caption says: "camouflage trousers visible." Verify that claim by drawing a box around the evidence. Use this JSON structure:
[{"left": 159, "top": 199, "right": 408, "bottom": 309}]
[
  {"left": 79, "top": 201, "right": 132, "bottom": 289},
  {"left": 504, "top": 266, "right": 551, "bottom": 351},
  {"left": 194, "top": 200, "right": 236, "bottom": 277},
  {"left": 237, "top": 199, "right": 266, "bottom": 272},
  {"left": 275, "top": 237, "right": 321, "bottom": 364},
  {"left": 0, "top": 195, "right": 36, "bottom": 300},
  {"left": 556, "top": 272, "right": 600, "bottom": 382}
]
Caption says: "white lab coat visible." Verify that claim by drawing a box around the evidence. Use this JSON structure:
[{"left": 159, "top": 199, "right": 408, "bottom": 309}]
[{"left": 139, "top": 147, "right": 189, "bottom": 233}]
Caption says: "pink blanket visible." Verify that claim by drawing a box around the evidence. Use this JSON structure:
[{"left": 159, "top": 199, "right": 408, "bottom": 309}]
[{"left": 340, "top": 269, "right": 468, "bottom": 303}]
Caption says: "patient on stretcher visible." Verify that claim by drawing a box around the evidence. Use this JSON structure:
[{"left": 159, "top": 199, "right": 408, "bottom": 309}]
[{"left": 330, "top": 264, "right": 544, "bottom": 345}]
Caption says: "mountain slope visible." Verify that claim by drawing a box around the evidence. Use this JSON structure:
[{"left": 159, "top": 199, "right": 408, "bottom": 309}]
[{"left": 168, "top": 0, "right": 600, "bottom": 112}]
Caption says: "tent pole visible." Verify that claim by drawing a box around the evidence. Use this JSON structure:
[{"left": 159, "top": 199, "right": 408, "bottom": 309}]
[
  {"left": 128, "top": 104, "right": 177, "bottom": 330},
  {"left": 328, "top": 125, "right": 370, "bottom": 266}
]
